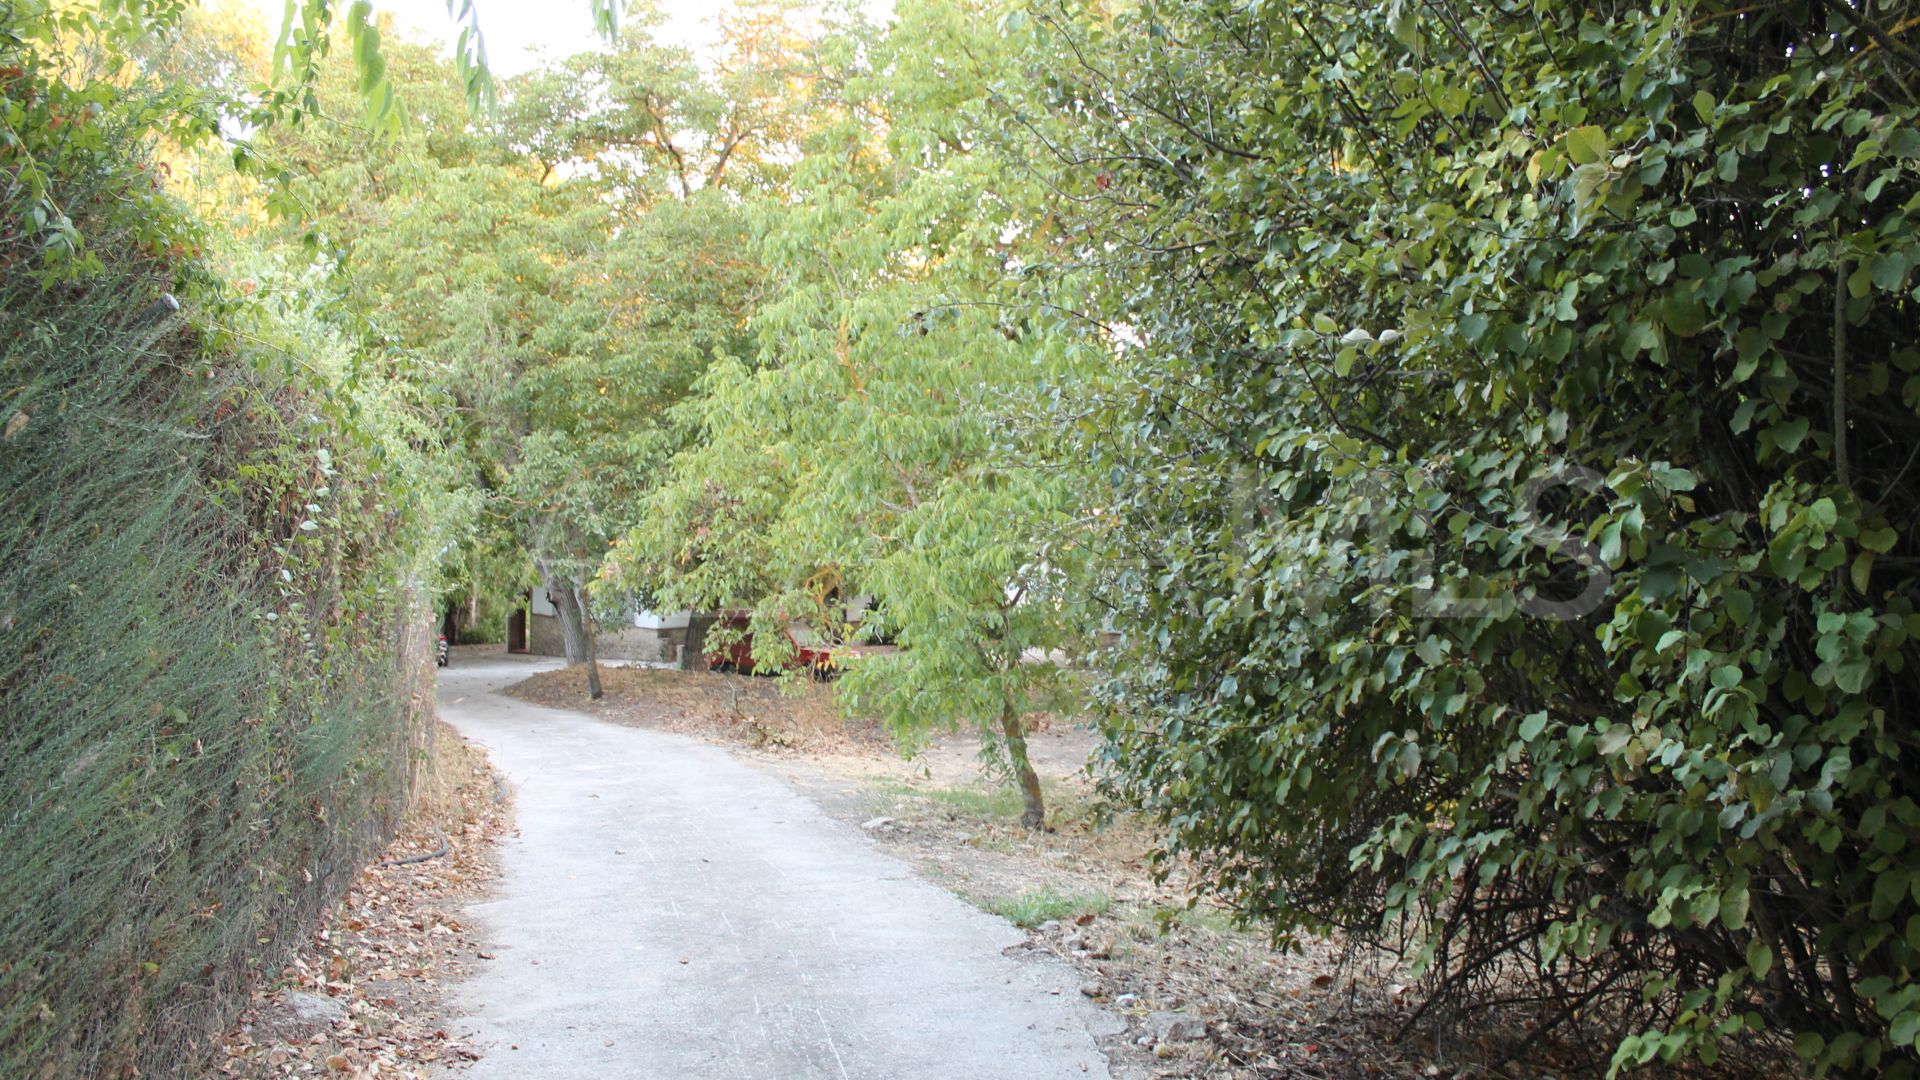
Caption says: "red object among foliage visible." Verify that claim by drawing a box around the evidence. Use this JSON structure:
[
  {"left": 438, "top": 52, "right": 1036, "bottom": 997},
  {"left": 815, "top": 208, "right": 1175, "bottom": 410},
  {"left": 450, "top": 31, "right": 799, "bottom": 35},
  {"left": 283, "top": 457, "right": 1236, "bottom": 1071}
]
[{"left": 703, "top": 615, "right": 836, "bottom": 676}]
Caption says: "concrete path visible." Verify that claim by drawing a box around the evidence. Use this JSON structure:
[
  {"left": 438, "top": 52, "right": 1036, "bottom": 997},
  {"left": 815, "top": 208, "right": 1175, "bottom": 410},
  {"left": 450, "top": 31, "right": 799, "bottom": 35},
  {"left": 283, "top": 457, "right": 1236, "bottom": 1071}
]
[{"left": 435, "top": 655, "right": 1117, "bottom": 1080}]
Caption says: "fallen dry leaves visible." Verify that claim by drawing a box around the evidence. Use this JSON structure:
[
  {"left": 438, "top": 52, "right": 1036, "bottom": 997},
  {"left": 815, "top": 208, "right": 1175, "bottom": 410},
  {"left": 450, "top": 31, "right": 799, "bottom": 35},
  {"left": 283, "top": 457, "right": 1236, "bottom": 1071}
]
[
  {"left": 216, "top": 721, "right": 509, "bottom": 1079},
  {"left": 505, "top": 663, "right": 886, "bottom": 755}
]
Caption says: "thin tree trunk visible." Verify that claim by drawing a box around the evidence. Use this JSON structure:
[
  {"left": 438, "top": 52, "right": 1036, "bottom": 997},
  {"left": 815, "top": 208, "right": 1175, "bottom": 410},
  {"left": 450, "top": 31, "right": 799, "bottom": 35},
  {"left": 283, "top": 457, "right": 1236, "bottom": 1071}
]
[
  {"left": 1835, "top": 254, "right": 1852, "bottom": 495},
  {"left": 679, "top": 612, "right": 718, "bottom": 671},
  {"left": 573, "top": 583, "right": 603, "bottom": 701},
  {"left": 999, "top": 701, "right": 1045, "bottom": 829}
]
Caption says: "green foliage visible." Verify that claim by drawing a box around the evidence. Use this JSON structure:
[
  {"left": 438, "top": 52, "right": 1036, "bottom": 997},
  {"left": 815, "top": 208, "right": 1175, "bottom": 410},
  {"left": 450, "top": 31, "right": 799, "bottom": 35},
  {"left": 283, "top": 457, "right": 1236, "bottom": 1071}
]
[
  {"left": 609, "top": 0, "right": 1104, "bottom": 825},
  {"left": 1, "top": 4, "right": 223, "bottom": 276},
  {"left": 1026, "top": 0, "right": 1920, "bottom": 1071},
  {"left": 0, "top": 36, "right": 434, "bottom": 1077},
  {"left": 36, "top": 1, "right": 1920, "bottom": 1073},
  {"left": 255, "top": 19, "right": 795, "bottom": 655}
]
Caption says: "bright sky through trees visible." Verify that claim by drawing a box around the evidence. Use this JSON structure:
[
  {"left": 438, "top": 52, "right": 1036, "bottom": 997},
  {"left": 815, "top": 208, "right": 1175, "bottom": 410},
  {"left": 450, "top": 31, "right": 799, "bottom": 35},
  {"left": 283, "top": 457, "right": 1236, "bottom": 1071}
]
[{"left": 244, "top": 0, "right": 893, "bottom": 74}]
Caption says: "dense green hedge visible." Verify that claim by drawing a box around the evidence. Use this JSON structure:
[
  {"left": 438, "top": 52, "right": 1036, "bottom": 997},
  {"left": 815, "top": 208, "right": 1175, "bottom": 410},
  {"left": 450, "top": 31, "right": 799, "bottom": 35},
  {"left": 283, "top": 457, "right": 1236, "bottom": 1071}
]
[
  {"left": 1032, "top": 0, "right": 1920, "bottom": 1072},
  {"left": 0, "top": 40, "right": 433, "bottom": 1077}
]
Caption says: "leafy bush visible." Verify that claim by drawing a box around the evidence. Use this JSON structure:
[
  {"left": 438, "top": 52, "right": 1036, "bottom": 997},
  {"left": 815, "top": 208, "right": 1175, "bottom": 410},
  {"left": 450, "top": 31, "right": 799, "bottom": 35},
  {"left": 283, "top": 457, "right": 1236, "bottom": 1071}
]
[
  {"left": 0, "top": 39, "right": 434, "bottom": 1077},
  {"left": 1025, "top": 0, "right": 1920, "bottom": 1072}
]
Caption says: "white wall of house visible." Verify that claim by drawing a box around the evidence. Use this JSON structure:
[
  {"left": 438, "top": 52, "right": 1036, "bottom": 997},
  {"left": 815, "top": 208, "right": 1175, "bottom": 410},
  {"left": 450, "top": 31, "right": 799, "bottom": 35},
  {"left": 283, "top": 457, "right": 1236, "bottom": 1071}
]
[{"left": 632, "top": 609, "right": 691, "bottom": 630}]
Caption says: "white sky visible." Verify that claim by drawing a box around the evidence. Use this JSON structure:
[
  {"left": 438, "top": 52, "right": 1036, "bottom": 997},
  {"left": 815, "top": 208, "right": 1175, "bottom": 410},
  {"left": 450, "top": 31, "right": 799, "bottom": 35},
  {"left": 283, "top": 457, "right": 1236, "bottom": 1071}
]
[{"left": 246, "top": 0, "right": 732, "bottom": 76}]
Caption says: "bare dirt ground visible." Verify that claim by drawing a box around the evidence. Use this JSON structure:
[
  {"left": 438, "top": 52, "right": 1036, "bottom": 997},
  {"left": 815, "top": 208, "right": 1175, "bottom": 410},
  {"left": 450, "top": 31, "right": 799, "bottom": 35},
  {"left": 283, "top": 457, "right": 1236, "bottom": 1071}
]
[
  {"left": 505, "top": 664, "right": 1521, "bottom": 1080},
  {"left": 216, "top": 720, "right": 510, "bottom": 1079}
]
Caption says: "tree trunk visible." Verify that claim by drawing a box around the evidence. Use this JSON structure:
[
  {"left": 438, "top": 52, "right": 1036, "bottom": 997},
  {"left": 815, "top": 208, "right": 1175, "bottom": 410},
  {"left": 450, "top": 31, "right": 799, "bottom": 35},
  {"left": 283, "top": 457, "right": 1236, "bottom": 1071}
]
[
  {"left": 573, "top": 583, "right": 604, "bottom": 701},
  {"left": 999, "top": 701, "right": 1046, "bottom": 830},
  {"left": 544, "top": 573, "right": 590, "bottom": 663},
  {"left": 538, "top": 562, "right": 603, "bottom": 700},
  {"left": 679, "top": 612, "right": 718, "bottom": 671}
]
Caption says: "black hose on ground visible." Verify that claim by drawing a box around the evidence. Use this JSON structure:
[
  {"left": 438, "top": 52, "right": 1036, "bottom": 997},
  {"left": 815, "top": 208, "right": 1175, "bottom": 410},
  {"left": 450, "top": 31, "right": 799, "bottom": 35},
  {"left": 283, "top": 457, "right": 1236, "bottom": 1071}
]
[
  {"left": 379, "top": 824, "right": 449, "bottom": 867},
  {"left": 380, "top": 766, "right": 506, "bottom": 867}
]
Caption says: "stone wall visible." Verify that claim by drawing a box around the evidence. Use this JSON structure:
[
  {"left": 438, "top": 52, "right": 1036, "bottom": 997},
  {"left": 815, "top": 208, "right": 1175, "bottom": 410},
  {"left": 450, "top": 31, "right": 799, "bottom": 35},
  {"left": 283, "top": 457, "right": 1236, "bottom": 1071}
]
[
  {"left": 526, "top": 613, "right": 689, "bottom": 665},
  {"left": 528, "top": 611, "right": 565, "bottom": 658}
]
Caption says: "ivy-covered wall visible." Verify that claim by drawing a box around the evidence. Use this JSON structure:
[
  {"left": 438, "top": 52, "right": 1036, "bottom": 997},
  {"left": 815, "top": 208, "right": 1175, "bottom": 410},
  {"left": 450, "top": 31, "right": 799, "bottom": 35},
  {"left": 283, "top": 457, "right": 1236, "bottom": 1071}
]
[{"left": 0, "top": 44, "right": 436, "bottom": 1079}]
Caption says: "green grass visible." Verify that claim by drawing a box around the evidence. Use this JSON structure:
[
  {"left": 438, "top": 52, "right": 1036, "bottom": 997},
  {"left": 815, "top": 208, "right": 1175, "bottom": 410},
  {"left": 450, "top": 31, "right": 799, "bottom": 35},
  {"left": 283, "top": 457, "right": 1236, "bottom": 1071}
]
[
  {"left": 878, "top": 781, "right": 1028, "bottom": 818},
  {"left": 988, "top": 887, "right": 1113, "bottom": 928},
  {"left": 1137, "top": 902, "right": 1243, "bottom": 936}
]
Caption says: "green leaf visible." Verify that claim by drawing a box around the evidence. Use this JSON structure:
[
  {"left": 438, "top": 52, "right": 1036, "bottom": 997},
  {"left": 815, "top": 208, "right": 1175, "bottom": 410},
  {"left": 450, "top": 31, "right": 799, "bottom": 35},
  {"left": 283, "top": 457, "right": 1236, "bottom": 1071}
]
[
  {"left": 1860, "top": 526, "right": 1898, "bottom": 553},
  {"left": 1597, "top": 725, "right": 1633, "bottom": 755},
  {"left": 1872, "top": 251, "right": 1909, "bottom": 291},
  {"left": 1852, "top": 550, "right": 1875, "bottom": 592},
  {"left": 1769, "top": 417, "right": 1811, "bottom": 453},
  {"left": 1720, "top": 885, "right": 1749, "bottom": 929},
  {"left": 1653, "top": 466, "right": 1697, "bottom": 491},
  {"left": 1599, "top": 520, "right": 1624, "bottom": 566},
  {"left": 1387, "top": 0, "right": 1421, "bottom": 53},
  {"left": 1415, "top": 636, "right": 1447, "bottom": 665},
  {"left": 1564, "top": 125, "right": 1609, "bottom": 165},
  {"left": 1748, "top": 937, "right": 1774, "bottom": 979},
  {"left": 1660, "top": 295, "right": 1707, "bottom": 337},
  {"left": 1849, "top": 263, "right": 1874, "bottom": 298},
  {"left": 1795, "top": 1031, "right": 1824, "bottom": 1063},
  {"left": 1873, "top": 870, "right": 1909, "bottom": 919},
  {"left": 1891, "top": 1010, "right": 1920, "bottom": 1048}
]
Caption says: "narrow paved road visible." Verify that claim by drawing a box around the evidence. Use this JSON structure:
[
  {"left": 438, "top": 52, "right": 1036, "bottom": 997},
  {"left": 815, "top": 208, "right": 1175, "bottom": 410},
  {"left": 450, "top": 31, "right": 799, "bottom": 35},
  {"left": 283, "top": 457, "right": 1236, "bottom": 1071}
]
[{"left": 435, "top": 656, "right": 1118, "bottom": 1079}]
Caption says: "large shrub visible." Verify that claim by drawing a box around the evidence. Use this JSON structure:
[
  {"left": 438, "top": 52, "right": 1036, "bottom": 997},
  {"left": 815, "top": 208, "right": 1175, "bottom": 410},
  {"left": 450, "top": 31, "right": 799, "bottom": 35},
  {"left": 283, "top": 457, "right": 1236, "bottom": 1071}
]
[
  {"left": 0, "top": 34, "right": 435, "bottom": 1077},
  {"left": 1025, "top": 0, "right": 1920, "bottom": 1072}
]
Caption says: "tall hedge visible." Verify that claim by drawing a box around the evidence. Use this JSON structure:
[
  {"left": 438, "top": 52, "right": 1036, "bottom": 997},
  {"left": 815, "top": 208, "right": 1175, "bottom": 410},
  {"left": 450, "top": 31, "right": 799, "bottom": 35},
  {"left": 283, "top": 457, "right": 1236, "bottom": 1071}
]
[
  {"left": 0, "top": 40, "right": 433, "bottom": 1077},
  {"left": 1025, "top": 0, "right": 1920, "bottom": 1072}
]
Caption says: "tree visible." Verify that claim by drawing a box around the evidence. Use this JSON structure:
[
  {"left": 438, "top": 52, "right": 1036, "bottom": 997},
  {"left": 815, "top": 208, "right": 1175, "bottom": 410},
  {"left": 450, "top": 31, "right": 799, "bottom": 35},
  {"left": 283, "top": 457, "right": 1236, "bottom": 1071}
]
[
  {"left": 246, "top": 17, "right": 783, "bottom": 693},
  {"left": 1019, "top": 0, "right": 1920, "bottom": 1071},
  {"left": 484, "top": 17, "right": 804, "bottom": 691},
  {"left": 610, "top": 0, "right": 1103, "bottom": 827},
  {"left": 507, "top": 191, "right": 766, "bottom": 694},
  {"left": 506, "top": 1, "right": 826, "bottom": 199}
]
